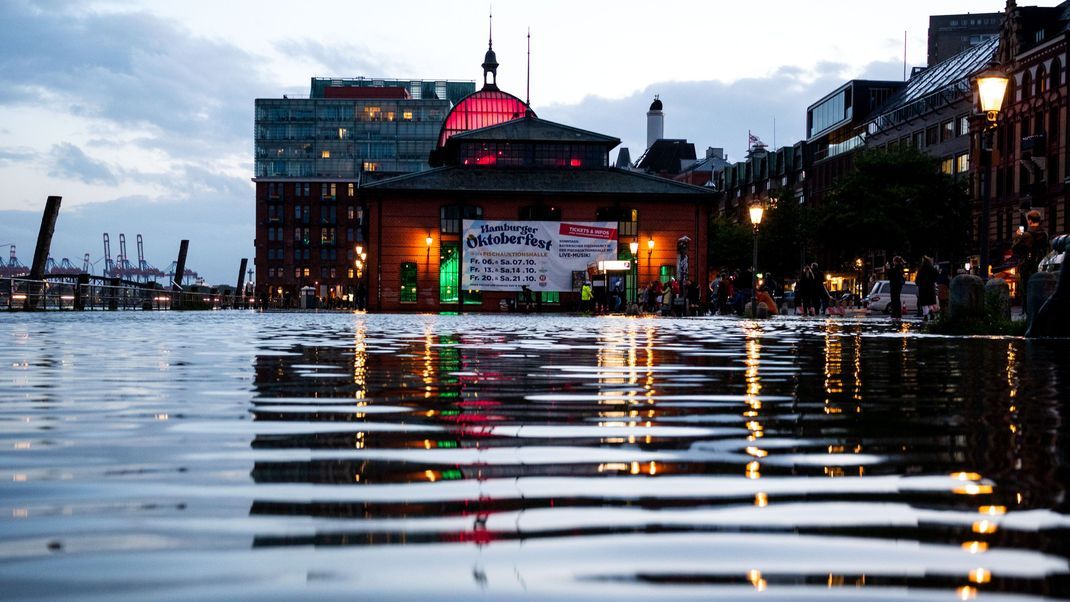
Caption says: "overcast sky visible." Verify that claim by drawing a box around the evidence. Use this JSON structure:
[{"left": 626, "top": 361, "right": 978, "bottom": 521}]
[{"left": 0, "top": 0, "right": 1055, "bottom": 283}]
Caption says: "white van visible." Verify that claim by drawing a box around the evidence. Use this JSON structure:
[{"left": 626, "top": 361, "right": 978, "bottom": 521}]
[{"left": 864, "top": 280, "right": 918, "bottom": 314}]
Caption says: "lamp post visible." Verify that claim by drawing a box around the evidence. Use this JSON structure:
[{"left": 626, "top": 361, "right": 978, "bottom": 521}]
[
  {"left": 975, "top": 66, "right": 1009, "bottom": 280},
  {"left": 629, "top": 240, "right": 639, "bottom": 304},
  {"left": 646, "top": 237, "right": 654, "bottom": 283},
  {"left": 749, "top": 204, "right": 764, "bottom": 318}
]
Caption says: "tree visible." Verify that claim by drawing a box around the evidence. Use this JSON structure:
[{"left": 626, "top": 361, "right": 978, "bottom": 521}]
[
  {"left": 708, "top": 216, "right": 752, "bottom": 271},
  {"left": 814, "top": 146, "right": 970, "bottom": 265},
  {"left": 758, "top": 187, "right": 815, "bottom": 283}
]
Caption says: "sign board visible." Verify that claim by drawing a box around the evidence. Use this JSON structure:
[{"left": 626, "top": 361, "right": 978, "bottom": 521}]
[
  {"left": 461, "top": 220, "right": 618, "bottom": 291},
  {"left": 598, "top": 260, "right": 631, "bottom": 271}
]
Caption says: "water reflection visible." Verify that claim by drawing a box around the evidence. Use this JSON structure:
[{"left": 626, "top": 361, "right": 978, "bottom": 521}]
[{"left": 1, "top": 313, "right": 1069, "bottom": 599}]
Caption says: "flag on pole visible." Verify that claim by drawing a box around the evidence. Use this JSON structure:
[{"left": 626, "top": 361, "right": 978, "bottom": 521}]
[{"left": 748, "top": 131, "right": 762, "bottom": 149}]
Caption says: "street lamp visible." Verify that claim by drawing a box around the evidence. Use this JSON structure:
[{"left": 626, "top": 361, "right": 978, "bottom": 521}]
[
  {"left": 646, "top": 237, "right": 655, "bottom": 283},
  {"left": 749, "top": 203, "right": 764, "bottom": 318},
  {"left": 629, "top": 240, "right": 640, "bottom": 304},
  {"left": 975, "top": 65, "right": 1009, "bottom": 280}
]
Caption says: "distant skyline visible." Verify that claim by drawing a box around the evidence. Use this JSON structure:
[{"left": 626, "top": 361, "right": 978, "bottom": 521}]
[{"left": 0, "top": 0, "right": 1057, "bottom": 283}]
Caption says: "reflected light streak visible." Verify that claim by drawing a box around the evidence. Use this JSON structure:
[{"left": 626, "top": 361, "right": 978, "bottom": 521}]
[
  {"left": 969, "top": 568, "right": 991, "bottom": 584},
  {"left": 962, "top": 541, "right": 989, "bottom": 554},
  {"left": 957, "top": 585, "right": 978, "bottom": 600}
]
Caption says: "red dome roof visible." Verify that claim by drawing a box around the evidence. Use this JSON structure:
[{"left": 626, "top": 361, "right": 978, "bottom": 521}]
[{"left": 437, "top": 89, "right": 533, "bottom": 147}]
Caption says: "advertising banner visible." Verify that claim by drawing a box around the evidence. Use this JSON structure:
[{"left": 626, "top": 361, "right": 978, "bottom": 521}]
[{"left": 461, "top": 220, "right": 618, "bottom": 291}]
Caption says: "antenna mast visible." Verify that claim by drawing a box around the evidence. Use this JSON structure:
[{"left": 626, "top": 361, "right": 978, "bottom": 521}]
[{"left": 527, "top": 28, "right": 531, "bottom": 107}]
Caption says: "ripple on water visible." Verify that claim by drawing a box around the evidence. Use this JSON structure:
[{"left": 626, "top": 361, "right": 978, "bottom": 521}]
[{"left": 0, "top": 312, "right": 1069, "bottom": 600}]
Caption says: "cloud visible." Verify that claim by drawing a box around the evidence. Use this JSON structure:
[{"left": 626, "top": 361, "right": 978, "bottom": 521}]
[
  {"left": 48, "top": 142, "right": 118, "bottom": 185},
  {"left": 275, "top": 39, "right": 403, "bottom": 77},
  {"left": 0, "top": 1, "right": 270, "bottom": 156},
  {"left": 0, "top": 146, "right": 36, "bottom": 165}
]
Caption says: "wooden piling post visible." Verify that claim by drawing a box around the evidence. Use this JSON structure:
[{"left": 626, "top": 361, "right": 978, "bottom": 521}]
[
  {"left": 26, "top": 196, "right": 62, "bottom": 310},
  {"left": 74, "top": 273, "right": 89, "bottom": 310},
  {"left": 235, "top": 258, "right": 248, "bottom": 308},
  {"left": 172, "top": 240, "right": 189, "bottom": 310}
]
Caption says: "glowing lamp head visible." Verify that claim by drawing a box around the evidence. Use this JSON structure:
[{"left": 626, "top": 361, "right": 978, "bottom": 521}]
[
  {"left": 976, "top": 68, "right": 1009, "bottom": 120},
  {"left": 647, "top": 238, "right": 655, "bottom": 251},
  {"left": 356, "top": 245, "right": 363, "bottom": 256},
  {"left": 425, "top": 235, "right": 434, "bottom": 247},
  {"left": 749, "top": 205, "right": 764, "bottom": 226},
  {"left": 629, "top": 241, "right": 639, "bottom": 255}
]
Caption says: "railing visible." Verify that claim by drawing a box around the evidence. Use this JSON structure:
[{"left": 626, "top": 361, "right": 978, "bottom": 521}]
[{"left": 1, "top": 277, "right": 255, "bottom": 311}]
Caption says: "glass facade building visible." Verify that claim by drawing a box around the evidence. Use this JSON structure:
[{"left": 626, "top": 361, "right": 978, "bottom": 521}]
[{"left": 255, "top": 78, "right": 476, "bottom": 179}]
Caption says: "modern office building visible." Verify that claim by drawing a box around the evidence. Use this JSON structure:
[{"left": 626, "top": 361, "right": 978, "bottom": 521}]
[
  {"left": 928, "top": 12, "right": 1002, "bottom": 66},
  {"left": 804, "top": 79, "right": 906, "bottom": 206},
  {"left": 253, "top": 77, "right": 477, "bottom": 305}
]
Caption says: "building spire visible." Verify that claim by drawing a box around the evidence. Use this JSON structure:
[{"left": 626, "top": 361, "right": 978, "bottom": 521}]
[{"left": 481, "top": 8, "right": 499, "bottom": 90}]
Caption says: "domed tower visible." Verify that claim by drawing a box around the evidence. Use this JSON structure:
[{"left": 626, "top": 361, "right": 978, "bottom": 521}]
[
  {"left": 429, "top": 16, "right": 534, "bottom": 163},
  {"left": 646, "top": 95, "right": 664, "bottom": 150}
]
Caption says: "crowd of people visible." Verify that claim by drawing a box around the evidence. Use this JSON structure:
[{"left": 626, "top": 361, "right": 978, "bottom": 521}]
[{"left": 570, "top": 209, "right": 1054, "bottom": 320}]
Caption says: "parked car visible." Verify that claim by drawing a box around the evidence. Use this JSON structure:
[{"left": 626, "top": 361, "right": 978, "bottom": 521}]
[{"left": 864, "top": 280, "right": 919, "bottom": 314}]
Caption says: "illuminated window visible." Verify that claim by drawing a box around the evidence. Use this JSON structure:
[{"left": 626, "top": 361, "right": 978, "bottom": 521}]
[
  {"left": 303, "top": 268, "right": 310, "bottom": 277},
  {"left": 363, "top": 162, "right": 379, "bottom": 172},
  {"left": 338, "top": 128, "right": 347, "bottom": 140},
  {"left": 294, "top": 267, "right": 301, "bottom": 279},
  {"left": 956, "top": 153, "right": 970, "bottom": 173},
  {"left": 347, "top": 183, "right": 355, "bottom": 197},
  {"left": 364, "top": 106, "right": 381, "bottom": 121},
  {"left": 386, "top": 111, "right": 395, "bottom": 121},
  {"left": 439, "top": 244, "right": 459, "bottom": 303},
  {"left": 400, "top": 262, "right": 417, "bottom": 303},
  {"left": 403, "top": 111, "right": 413, "bottom": 120},
  {"left": 321, "top": 150, "right": 331, "bottom": 159},
  {"left": 941, "top": 157, "right": 954, "bottom": 175},
  {"left": 659, "top": 265, "right": 675, "bottom": 283},
  {"left": 348, "top": 268, "right": 354, "bottom": 278}
]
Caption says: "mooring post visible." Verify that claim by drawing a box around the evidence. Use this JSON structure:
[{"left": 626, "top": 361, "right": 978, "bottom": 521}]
[
  {"left": 235, "top": 258, "right": 248, "bottom": 309},
  {"left": 108, "top": 277, "right": 120, "bottom": 311},
  {"left": 172, "top": 240, "right": 189, "bottom": 310},
  {"left": 74, "top": 273, "right": 89, "bottom": 311},
  {"left": 26, "top": 196, "right": 62, "bottom": 310}
]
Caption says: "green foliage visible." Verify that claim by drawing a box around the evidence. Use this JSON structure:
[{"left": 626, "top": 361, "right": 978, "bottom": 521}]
[
  {"left": 759, "top": 188, "right": 814, "bottom": 281},
  {"left": 816, "top": 146, "right": 970, "bottom": 265},
  {"left": 709, "top": 216, "right": 753, "bottom": 270}
]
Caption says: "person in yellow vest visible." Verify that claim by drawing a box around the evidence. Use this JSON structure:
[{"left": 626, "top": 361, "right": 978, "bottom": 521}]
[{"left": 580, "top": 281, "right": 593, "bottom": 314}]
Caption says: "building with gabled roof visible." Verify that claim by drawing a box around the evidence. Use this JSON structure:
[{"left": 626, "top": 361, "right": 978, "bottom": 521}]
[{"left": 363, "top": 110, "right": 713, "bottom": 311}]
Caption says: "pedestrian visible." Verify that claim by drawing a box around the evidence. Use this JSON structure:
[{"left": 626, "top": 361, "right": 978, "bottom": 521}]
[
  {"left": 717, "top": 272, "right": 731, "bottom": 315},
  {"left": 610, "top": 278, "right": 623, "bottom": 312},
  {"left": 521, "top": 284, "right": 534, "bottom": 312},
  {"left": 888, "top": 256, "right": 905, "bottom": 320},
  {"left": 1012, "top": 209, "right": 1050, "bottom": 309},
  {"left": 687, "top": 279, "right": 700, "bottom": 315},
  {"left": 798, "top": 266, "right": 815, "bottom": 315},
  {"left": 647, "top": 279, "right": 662, "bottom": 313},
  {"left": 580, "top": 281, "right": 593, "bottom": 314},
  {"left": 914, "top": 255, "right": 939, "bottom": 321}
]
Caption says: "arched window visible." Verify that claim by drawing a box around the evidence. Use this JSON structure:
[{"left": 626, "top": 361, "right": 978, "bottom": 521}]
[
  {"left": 1050, "top": 59, "right": 1062, "bottom": 91},
  {"left": 1036, "top": 66, "right": 1047, "bottom": 95},
  {"left": 1021, "top": 71, "right": 1031, "bottom": 101}
]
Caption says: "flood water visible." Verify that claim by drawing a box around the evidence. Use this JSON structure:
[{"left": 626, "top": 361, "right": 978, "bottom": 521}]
[{"left": 2, "top": 312, "right": 1070, "bottom": 600}]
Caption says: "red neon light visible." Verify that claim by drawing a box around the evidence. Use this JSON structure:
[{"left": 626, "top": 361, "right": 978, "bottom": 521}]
[
  {"left": 569, "top": 158, "right": 582, "bottom": 167},
  {"left": 438, "top": 90, "right": 533, "bottom": 147}
]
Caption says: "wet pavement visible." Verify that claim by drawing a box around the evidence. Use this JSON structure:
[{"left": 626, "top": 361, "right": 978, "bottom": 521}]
[{"left": 1, "top": 311, "right": 1069, "bottom": 600}]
